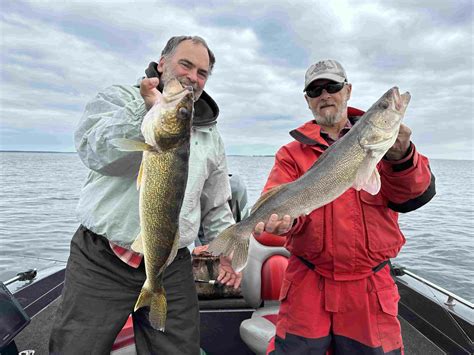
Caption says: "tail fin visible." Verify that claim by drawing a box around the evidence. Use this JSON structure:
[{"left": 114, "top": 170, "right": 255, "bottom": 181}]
[
  {"left": 134, "top": 282, "right": 167, "bottom": 331},
  {"left": 207, "top": 224, "right": 250, "bottom": 272}
]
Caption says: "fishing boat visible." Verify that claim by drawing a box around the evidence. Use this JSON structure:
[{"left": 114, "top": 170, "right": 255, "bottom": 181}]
[{"left": 1, "top": 177, "right": 473, "bottom": 355}]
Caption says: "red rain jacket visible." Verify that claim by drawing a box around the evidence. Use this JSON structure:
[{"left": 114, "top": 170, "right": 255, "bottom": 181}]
[{"left": 260, "top": 107, "right": 433, "bottom": 281}]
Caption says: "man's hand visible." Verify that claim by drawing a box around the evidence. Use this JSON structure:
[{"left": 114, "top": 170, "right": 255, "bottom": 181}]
[
  {"left": 253, "top": 214, "right": 293, "bottom": 237},
  {"left": 385, "top": 123, "right": 412, "bottom": 160},
  {"left": 140, "top": 77, "right": 161, "bottom": 111},
  {"left": 192, "top": 245, "right": 209, "bottom": 255},
  {"left": 218, "top": 255, "right": 242, "bottom": 289},
  {"left": 192, "top": 245, "right": 242, "bottom": 289}
]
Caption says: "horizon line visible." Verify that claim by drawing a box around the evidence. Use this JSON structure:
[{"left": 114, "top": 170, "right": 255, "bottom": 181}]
[
  {"left": 0, "top": 149, "right": 276, "bottom": 157},
  {"left": 1, "top": 150, "right": 472, "bottom": 161}
]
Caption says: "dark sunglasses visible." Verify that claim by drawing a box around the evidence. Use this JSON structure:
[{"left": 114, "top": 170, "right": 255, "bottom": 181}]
[{"left": 305, "top": 82, "right": 346, "bottom": 98}]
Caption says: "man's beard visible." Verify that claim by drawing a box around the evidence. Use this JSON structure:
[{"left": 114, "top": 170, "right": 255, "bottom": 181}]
[
  {"left": 312, "top": 97, "right": 348, "bottom": 127},
  {"left": 160, "top": 65, "right": 202, "bottom": 101}
]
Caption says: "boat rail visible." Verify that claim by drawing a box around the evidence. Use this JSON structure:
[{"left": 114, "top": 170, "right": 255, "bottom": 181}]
[
  {"left": 403, "top": 268, "right": 473, "bottom": 309},
  {"left": 4, "top": 269, "right": 37, "bottom": 286}
]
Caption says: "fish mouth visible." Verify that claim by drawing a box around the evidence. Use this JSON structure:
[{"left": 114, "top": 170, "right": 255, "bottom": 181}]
[
  {"left": 162, "top": 78, "right": 195, "bottom": 102},
  {"left": 380, "top": 87, "right": 410, "bottom": 114},
  {"left": 165, "top": 86, "right": 194, "bottom": 101}
]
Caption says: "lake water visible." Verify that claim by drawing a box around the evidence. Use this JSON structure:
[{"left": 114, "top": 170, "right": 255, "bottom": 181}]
[{"left": 0, "top": 152, "right": 472, "bottom": 302}]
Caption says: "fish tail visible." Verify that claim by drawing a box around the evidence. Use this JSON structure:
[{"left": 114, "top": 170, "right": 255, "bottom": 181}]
[
  {"left": 208, "top": 224, "right": 250, "bottom": 272},
  {"left": 134, "top": 282, "right": 167, "bottom": 331}
]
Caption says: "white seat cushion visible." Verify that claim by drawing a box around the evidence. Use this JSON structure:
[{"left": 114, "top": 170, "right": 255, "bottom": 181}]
[
  {"left": 240, "top": 305, "right": 279, "bottom": 355},
  {"left": 252, "top": 304, "right": 280, "bottom": 318}
]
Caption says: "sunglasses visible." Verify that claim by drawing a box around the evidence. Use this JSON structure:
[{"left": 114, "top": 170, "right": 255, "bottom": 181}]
[{"left": 305, "top": 82, "right": 346, "bottom": 98}]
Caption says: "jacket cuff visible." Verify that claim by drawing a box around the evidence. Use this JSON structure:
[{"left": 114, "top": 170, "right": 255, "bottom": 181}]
[
  {"left": 282, "top": 216, "right": 306, "bottom": 237},
  {"left": 382, "top": 142, "right": 416, "bottom": 172}
]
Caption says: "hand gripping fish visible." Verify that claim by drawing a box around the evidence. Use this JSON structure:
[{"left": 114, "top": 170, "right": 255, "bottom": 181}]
[
  {"left": 112, "top": 78, "right": 194, "bottom": 331},
  {"left": 208, "top": 87, "right": 411, "bottom": 272}
]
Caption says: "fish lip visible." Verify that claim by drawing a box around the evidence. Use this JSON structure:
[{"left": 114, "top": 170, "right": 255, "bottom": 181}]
[{"left": 163, "top": 86, "right": 194, "bottom": 104}]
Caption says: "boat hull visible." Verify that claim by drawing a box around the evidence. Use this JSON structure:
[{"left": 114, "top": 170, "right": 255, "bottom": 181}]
[{"left": 8, "top": 268, "right": 474, "bottom": 355}]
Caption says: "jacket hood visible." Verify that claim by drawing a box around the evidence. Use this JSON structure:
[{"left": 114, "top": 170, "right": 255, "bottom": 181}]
[
  {"left": 290, "top": 106, "right": 365, "bottom": 147},
  {"left": 144, "top": 62, "right": 219, "bottom": 127}
]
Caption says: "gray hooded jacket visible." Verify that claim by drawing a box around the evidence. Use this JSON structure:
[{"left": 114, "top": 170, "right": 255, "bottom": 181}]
[{"left": 74, "top": 71, "right": 234, "bottom": 249}]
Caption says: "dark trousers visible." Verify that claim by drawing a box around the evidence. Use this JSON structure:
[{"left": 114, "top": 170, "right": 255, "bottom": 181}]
[{"left": 49, "top": 226, "right": 200, "bottom": 355}]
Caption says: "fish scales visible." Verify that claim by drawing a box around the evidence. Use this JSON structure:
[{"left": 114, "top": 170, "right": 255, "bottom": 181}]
[
  {"left": 140, "top": 147, "right": 189, "bottom": 280},
  {"left": 111, "top": 78, "right": 194, "bottom": 331}
]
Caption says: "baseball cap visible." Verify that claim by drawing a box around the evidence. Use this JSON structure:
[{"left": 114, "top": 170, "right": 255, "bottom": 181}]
[{"left": 304, "top": 59, "right": 347, "bottom": 91}]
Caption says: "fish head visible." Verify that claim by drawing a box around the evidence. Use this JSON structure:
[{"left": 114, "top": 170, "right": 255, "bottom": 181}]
[
  {"left": 358, "top": 87, "right": 411, "bottom": 154},
  {"left": 142, "top": 78, "right": 194, "bottom": 150}
]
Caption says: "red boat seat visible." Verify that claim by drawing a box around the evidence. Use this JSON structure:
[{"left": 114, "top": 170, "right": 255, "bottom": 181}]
[
  {"left": 240, "top": 234, "right": 289, "bottom": 354},
  {"left": 111, "top": 315, "right": 136, "bottom": 354}
]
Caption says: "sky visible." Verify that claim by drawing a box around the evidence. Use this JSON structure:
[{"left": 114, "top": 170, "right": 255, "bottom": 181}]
[{"left": 1, "top": 0, "right": 473, "bottom": 159}]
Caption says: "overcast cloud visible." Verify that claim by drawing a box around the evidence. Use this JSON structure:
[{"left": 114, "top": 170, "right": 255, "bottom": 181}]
[{"left": 1, "top": 0, "right": 472, "bottom": 159}]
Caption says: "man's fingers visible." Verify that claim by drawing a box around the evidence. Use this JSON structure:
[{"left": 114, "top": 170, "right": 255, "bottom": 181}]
[
  {"left": 141, "top": 77, "right": 159, "bottom": 91},
  {"left": 192, "top": 245, "right": 209, "bottom": 255},
  {"left": 254, "top": 214, "right": 293, "bottom": 236},
  {"left": 219, "top": 271, "right": 232, "bottom": 285},
  {"left": 265, "top": 214, "right": 279, "bottom": 233},
  {"left": 233, "top": 274, "right": 242, "bottom": 289},
  {"left": 140, "top": 78, "right": 162, "bottom": 110},
  {"left": 277, "top": 215, "right": 292, "bottom": 234},
  {"left": 398, "top": 124, "right": 412, "bottom": 140},
  {"left": 254, "top": 222, "right": 265, "bottom": 236}
]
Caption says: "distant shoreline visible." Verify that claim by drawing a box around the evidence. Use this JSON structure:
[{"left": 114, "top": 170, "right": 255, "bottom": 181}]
[
  {"left": 0, "top": 150, "right": 76, "bottom": 154},
  {"left": 0, "top": 150, "right": 472, "bottom": 160},
  {"left": 0, "top": 150, "right": 275, "bottom": 157}
]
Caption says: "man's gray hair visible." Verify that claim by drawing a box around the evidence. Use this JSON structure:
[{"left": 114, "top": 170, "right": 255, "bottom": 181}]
[{"left": 161, "top": 35, "right": 216, "bottom": 74}]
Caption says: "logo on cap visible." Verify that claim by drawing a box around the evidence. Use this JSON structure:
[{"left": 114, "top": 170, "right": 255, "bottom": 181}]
[
  {"left": 309, "top": 61, "right": 333, "bottom": 76},
  {"left": 304, "top": 59, "right": 347, "bottom": 91}
]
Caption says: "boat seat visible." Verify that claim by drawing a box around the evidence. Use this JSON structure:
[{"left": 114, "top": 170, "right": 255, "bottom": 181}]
[
  {"left": 111, "top": 316, "right": 136, "bottom": 354},
  {"left": 240, "top": 235, "right": 289, "bottom": 355}
]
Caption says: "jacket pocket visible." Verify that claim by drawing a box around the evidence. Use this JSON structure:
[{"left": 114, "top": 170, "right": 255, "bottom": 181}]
[
  {"left": 275, "top": 278, "right": 292, "bottom": 338},
  {"left": 279, "top": 279, "right": 292, "bottom": 302},
  {"left": 376, "top": 288, "right": 400, "bottom": 317},
  {"left": 375, "top": 285, "right": 403, "bottom": 352},
  {"left": 289, "top": 207, "right": 325, "bottom": 254},
  {"left": 360, "top": 191, "right": 405, "bottom": 254}
]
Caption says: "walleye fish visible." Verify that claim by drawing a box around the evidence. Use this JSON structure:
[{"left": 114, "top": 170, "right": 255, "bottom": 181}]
[
  {"left": 208, "top": 87, "right": 411, "bottom": 271},
  {"left": 112, "top": 78, "right": 194, "bottom": 331}
]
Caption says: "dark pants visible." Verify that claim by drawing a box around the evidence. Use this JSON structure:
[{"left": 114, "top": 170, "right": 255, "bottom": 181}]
[{"left": 49, "top": 226, "right": 200, "bottom": 355}]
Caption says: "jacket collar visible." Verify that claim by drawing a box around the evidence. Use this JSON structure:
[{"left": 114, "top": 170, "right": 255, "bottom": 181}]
[
  {"left": 290, "top": 107, "right": 365, "bottom": 148},
  {"left": 143, "top": 62, "right": 219, "bottom": 127}
]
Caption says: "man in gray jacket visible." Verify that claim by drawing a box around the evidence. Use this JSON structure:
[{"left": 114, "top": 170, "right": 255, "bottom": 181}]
[{"left": 49, "top": 35, "right": 241, "bottom": 354}]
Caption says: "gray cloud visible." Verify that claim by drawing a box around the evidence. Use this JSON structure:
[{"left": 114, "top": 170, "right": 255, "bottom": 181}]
[{"left": 0, "top": 0, "right": 472, "bottom": 159}]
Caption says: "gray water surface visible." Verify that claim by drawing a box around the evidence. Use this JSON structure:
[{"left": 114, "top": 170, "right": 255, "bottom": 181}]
[{"left": 0, "top": 152, "right": 472, "bottom": 301}]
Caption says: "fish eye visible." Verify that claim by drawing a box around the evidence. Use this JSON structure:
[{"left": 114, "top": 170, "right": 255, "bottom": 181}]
[
  {"left": 178, "top": 107, "right": 191, "bottom": 120},
  {"left": 379, "top": 100, "right": 390, "bottom": 109}
]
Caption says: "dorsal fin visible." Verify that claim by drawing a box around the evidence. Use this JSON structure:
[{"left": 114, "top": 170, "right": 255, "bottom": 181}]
[{"left": 250, "top": 184, "right": 286, "bottom": 214}]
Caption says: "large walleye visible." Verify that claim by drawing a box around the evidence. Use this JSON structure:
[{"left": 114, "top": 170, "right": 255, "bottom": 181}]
[
  {"left": 112, "top": 78, "right": 194, "bottom": 331},
  {"left": 208, "top": 87, "right": 411, "bottom": 271}
]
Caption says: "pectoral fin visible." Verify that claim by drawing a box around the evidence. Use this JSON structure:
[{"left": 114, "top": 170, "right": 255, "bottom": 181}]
[
  {"left": 353, "top": 155, "right": 381, "bottom": 195},
  {"left": 137, "top": 160, "right": 144, "bottom": 190},
  {"left": 111, "top": 138, "right": 153, "bottom": 152},
  {"left": 131, "top": 233, "right": 144, "bottom": 254}
]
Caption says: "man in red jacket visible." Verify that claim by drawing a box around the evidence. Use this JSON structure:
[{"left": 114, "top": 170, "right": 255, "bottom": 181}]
[{"left": 254, "top": 59, "right": 435, "bottom": 354}]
